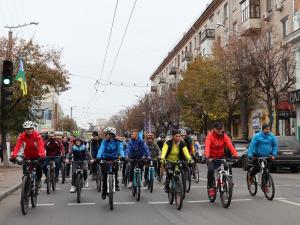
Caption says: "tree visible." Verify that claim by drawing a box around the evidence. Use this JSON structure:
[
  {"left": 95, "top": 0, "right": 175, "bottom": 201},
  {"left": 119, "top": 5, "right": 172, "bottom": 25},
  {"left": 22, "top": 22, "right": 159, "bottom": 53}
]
[{"left": 57, "top": 116, "right": 77, "bottom": 131}]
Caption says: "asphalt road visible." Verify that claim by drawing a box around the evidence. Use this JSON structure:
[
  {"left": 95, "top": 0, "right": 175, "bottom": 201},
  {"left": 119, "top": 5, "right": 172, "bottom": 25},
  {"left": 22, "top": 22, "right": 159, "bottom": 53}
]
[{"left": 0, "top": 164, "right": 300, "bottom": 225}]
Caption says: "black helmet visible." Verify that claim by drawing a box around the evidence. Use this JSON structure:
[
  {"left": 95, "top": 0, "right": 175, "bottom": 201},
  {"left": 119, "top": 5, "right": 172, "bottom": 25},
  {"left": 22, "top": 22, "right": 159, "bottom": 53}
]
[
  {"left": 159, "top": 133, "right": 166, "bottom": 138},
  {"left": 92, "top": 131, "right": 99, "bottom": 136}
]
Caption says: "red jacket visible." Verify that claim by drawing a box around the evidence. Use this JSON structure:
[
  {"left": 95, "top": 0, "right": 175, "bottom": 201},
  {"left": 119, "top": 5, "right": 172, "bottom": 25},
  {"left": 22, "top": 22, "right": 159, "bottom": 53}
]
[
  {"left": 12, "top": 131, "right": 46, "bottom": 159},
  {"left": 45, "top": 139, "right": 64, "bottom": 156},
  {"left": 205, "top": 131, "right": 238, "bottom": 159}
]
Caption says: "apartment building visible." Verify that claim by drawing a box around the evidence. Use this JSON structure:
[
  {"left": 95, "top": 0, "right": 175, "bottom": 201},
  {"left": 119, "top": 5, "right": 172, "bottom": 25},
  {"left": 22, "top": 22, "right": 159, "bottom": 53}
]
[{"left": 150, "top": 0, "right": 297, "bottom": 138}]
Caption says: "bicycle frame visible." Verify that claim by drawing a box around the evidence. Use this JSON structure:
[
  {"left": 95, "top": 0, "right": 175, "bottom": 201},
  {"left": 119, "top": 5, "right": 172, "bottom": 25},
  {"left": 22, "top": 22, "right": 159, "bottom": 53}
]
[
  {"left": 148, "top": 161, "right": 155, "bottom": 181},
  {"left": 255, "top": 158, "right": 269, "bottom": 186},
  {"left": 101, "top": 160, "right": 119, "bottom": 193},
  {"left": 214, "top": 159, "right": 231, "bottom": 192}
]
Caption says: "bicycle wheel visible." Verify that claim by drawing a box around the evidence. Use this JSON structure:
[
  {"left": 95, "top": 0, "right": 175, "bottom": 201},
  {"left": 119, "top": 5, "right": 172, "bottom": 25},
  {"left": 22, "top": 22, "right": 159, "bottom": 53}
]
[
  {"left": 51, "top": 170, "right": 56, "bottom": 191},
  {"left": 262, "top": 172, "right": 275, "bottom": 201},
  {"left": 194, "top": 164, "right": 200, "bottom": 184},
  {"left": 21, "top": 176, "right": 30, "bottom": 215},
  {"left": 96, "top": 165, "right": 102, "bottom": 192},
  {"left": 185, "top": 167, "right": 192, "bottom": 193},
  {"left": 109, "top": 175, "right": 114, "bottom": 210},
  {"left": 246, "top": 170, "right": 257, "bottom": 196},
  {"left": 136, "top": 172, "right": 141, "bottom": 201},
  {"left": 219, "top": 175, "right": 233, "bottom": 208},
  {"left": 76, "top": 174, "right": 81, "bottom": 203},
  {"left": 175, "top": 175, "right": 184, "bottom": 210},
  {"left": 31, "top": 179, "right": 37, "bottom": 208},
  {"left": 180, "top": 169, "right": 186, "bottom": 199},
  {"left": 46, "top": 170, "right": 50, "bottom": 195},
  {"left": 168, "top": 179, "right": 174, "bottom": 204},
  {"left": 148, "top": 169, "right": 154, "bottom": 193},
  {"left": 61, "top": 162, "right": 65, "bottom": 184}
]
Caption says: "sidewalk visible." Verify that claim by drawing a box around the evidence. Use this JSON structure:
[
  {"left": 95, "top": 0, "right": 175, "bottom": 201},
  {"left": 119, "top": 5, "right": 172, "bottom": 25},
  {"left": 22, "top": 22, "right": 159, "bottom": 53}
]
[{"left": 0, "top": 164, "right": 22, "bottom": 202}]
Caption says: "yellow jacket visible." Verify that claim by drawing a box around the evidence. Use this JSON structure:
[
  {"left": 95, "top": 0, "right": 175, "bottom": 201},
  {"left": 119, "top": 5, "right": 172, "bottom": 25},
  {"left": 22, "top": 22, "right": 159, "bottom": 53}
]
[{"left": 161, "top": 140, "right": 192, "bottom": 162}]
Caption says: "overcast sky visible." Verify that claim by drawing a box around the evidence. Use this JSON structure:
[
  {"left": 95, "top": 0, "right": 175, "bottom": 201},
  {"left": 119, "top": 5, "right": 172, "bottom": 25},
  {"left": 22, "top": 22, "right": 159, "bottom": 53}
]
[{"left": 0, "top": 0, "right": 211, "bottom": 128}]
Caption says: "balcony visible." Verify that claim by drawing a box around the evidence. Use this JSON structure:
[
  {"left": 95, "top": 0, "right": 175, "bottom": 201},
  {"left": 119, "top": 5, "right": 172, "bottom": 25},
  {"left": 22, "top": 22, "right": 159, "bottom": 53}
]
[
  {"left": 201, "top": 29, "right": 215, "bottom": 42},
  {"left": 169, "top": 83, "right": 177, "bottom": 91},
  {"left": 241, "top": 18, "right": 261, "bottom": 36},
  {"left": 159, "top": 77, "right": 166, "bottom": 84},
  {"left": 184, "top": 51, "right": 193, "bottom": 62},
  {"left": 284, "top": 28, "right": 300, "bottom": 45},
  {"left": 169, "top": 66, "right": 178, "bottom": 75}
]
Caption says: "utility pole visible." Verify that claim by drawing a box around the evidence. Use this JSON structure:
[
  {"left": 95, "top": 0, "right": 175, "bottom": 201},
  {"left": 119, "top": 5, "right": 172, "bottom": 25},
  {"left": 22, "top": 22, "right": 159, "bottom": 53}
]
[{"left": 70, "top": 106, "right": 77, "bottom": 119}]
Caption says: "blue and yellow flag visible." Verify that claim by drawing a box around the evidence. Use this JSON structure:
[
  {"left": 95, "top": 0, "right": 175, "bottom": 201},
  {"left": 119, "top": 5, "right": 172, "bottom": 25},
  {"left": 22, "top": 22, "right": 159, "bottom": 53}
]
[{"left": 15, "top": 59, "right": 28, "bottom": 96}]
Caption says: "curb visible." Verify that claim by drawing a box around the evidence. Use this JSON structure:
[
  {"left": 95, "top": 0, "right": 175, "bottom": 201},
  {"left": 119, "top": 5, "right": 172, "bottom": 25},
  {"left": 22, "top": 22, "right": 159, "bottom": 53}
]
[{"left": 0, "top": 182, "right": 22, "bottom": 202}]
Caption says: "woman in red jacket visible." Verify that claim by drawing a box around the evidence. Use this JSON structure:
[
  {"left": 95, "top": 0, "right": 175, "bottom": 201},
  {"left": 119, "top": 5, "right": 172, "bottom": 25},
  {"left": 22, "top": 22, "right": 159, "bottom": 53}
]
[{"left": 205, "top": 122, "right": 238, "bottom": 197}]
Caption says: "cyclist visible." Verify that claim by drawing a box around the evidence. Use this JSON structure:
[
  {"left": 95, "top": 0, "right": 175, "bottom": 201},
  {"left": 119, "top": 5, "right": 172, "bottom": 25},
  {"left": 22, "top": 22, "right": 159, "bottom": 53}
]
[
  {"left": 157, "top": 133, "right": 166, "bottom": 150},
  {"left": 125, "top": 129, "right": 151, "bottom": 188},
  {"left": 66, "top": 136, "right": 93, "bottom": 193},
  {"left": 97, "top": 127, "right": 125, "bottom": 199},
  {"left": 122, "top": 131, "right": 131, "bottom": 184},
  {"left": 180, "top": 128, "right": 195, "bottom": 157},
  {"left": 62, "top": 135, "right": 71, "bottom": 177},
  {"left": 247, "top": 123, "right": 278, "bottom": 187},
  {"left": 144, "top": 133, "right": 161, "bottom": 186},
  {"left": 160, "top": 129, "right": 192, "bottom": 193},
  {"left": 205, "top": 122, "right": 238, "bottom": 197},
  {"left": 90, "top": 131, "right": 102, "bottom": 180},
  {"left": 10, "top": 121, "right": 46, "bottom": 188},
  {"left": 43, "top": 132, "right": 64, "bottom": 183}
]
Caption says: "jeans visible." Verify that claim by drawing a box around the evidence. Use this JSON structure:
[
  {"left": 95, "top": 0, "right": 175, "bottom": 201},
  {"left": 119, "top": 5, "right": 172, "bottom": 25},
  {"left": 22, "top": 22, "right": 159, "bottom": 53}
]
[
  {"left": 101, "top": 162, "right": 119, "bottom": 195},
  {"left": 71, "top": 161, "right": 88, "bottom": 186},
  {"left": 206, "top": 160, "right": 229, "bottom": 188},
  {"left": 43, "top": 156, "right": 61, "bottom": 178}
]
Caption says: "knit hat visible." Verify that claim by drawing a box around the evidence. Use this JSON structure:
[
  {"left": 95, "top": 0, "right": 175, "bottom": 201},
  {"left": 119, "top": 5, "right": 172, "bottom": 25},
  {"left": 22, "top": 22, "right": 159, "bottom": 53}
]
[{"left": 262, "top": 123, "right": 270, "bottom": 130}]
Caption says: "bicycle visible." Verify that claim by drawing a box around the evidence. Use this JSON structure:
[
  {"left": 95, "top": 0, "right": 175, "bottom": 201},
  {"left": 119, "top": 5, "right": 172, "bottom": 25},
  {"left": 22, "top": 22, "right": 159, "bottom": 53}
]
[
  {"left": 46, "top": 157, "right": 57, "bottom": 194},
  {"left": 190, "top": 162, "right": 200, "bottom": 183},
  {"left": 16, "top": 158, "right": 40, "bottom": 215},
  {"left": 122, "top": 161, "right": 130, "bottom": 187},
  {"left": 128, "top": 158, "right": 145, "bottom": 201},
  {"left": 246, "top": 157, "right": 275, "bottom": 201},
  {"left": 61, "top": 156, "right": 66, "bottom": 184},
  {"left": 74, "top": 160, "right": 85, "bottom": 203},
  {"left": 146, "top": 160, "right": 156, "bottom": 193},
  {"left": 207, "top": 158, "right": 234, "bottom": 208},
  {"left": 100, "top": 159, "right": 120, "bottom": 210},
  {"left": 165, "top": 160, "right": 184, "bottom": 210},
  {"left": 95, "top": 162, "right": 102, "bottom": 192},
  {"left": 182, "top": 161, "right": 192, "bottom": 194}
]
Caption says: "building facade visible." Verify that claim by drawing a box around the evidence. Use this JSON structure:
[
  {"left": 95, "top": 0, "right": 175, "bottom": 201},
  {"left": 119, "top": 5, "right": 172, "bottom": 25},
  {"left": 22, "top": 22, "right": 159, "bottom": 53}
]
[{"left": 150, "top": 0, "right": 298, "bottom": 139}]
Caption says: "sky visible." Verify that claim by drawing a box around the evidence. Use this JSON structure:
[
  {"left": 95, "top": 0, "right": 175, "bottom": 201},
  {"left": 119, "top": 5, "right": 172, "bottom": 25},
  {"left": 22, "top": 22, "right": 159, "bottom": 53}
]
[{"left": 0, "top": 0, "right": 212, "bottom": 128}]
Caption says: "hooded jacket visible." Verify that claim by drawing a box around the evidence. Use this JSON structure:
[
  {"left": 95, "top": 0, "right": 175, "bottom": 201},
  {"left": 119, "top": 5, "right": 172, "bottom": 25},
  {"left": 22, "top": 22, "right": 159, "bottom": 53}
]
[
  {"left": 97, "top": 139, "right": 125, "bottom": 159},
  {"left": 125, "top": 138, "right": 151, "bottom": 159},
  {"left": 248, "top": 131, "right": 278, "bottom": 158}
]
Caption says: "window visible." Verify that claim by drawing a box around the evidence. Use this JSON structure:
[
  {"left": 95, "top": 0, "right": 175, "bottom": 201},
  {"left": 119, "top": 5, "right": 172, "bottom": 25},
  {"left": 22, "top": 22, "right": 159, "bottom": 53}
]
[
  {"left": 267, "top": 30, "right": 273, "bottom": 47},
  {"left": 224, "top": 29, "right": 229, "bottom": 45},
  {"left": 177, "top": 55, "right": 180, "bottom": 67},
  {"left": 194, "top": 36, "right": 197, "bottom": 49},
  {"left": 224, "top": 3, "right": 229, "bottom": 20},
  {"left": 189, "top": 42, "right": 192, "bottom": 52},
  {"left": 199, "top": 31, "right": 202, "bottom": 43},
  {"left": 241, "top": 1, "right": 249, "bottom": 23},
  {"left": 232, "top": 0, "right": 238, "bottom": 11},
  {"left": 217, "top": 10, "right": 221, "bottom": 24},
  {"left": 267, "top": 0, "right": 272, "bottom": 13},
  {"left": 282, "top": 59, "right": 289, "bottom": 82},
  {"left": 282, "top": 17, "right": 289, "bottom": 37},
  {"left": 250, "top": 0, "right": 260, "bottom": 18},
  {"left": 233, "top": 22, "right": 237, "bottom": 33}
]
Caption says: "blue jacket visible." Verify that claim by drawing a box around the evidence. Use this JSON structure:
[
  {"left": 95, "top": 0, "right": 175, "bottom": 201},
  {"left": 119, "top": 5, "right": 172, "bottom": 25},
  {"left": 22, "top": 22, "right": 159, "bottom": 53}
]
[
  {"left": 125, "top": 138, "right": 151, "bottom": 159},
  {"left": 248, "top": 131, "right": 278, "bottom": 158},
  {"left": 97, "top": 139, "right": 125, "bottom": 159},
  {"left": 67, "top": 144, "right": 92, "bottom": 161}
]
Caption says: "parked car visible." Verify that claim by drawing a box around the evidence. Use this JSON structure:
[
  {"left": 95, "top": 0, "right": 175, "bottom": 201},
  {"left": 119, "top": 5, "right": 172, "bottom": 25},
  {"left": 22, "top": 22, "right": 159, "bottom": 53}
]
[
  {"left": 241, "top": 136, "right": 300, "bottom": 173},
  {"left": 230, "top": 140, "right": 249, "bottom": 167}
]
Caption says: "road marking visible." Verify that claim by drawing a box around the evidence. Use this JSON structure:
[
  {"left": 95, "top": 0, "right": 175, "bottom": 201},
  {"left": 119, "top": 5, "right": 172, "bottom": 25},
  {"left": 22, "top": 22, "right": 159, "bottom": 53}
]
[
  {"left": 199, "top": 178, "right": 207, "bottom": 181},
  {"left": 231, "top": 198, "right": 252, "bottom": 202},
  {"left": 274, "top": 197, "right": 287, "bottom": 200},
  {"left": 148, "top": 201, "right": 169, "bottom": 204},
  {"left": 30, "top": 203, "right": 55, "bottom": 206},
  {"left": 277, "top": 199, "right": 300, "bottom": 207},
  {"left": 40, "top": 188, "right": 61, "bottom": 191},
  {"left": 114, "top": 202, "right": 136, "bottom": 205},
  {"left": 82, "top": 187, "right": 93, "bottom": 190},
  {"left": 191, "top": 185, "right": 207, "bottom": 188},
  {"left": 187, "top": 200, "right": 209, "bottom": 203},
  {"left": 67, "top": 203, "right": 96, "bottom": 206}
]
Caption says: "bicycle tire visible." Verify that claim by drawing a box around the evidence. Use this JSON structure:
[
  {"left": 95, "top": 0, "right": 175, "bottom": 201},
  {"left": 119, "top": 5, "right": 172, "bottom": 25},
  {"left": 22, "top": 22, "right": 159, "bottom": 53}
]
[
  {"left": 109, "top": 175, "right": 114, "bottom": 210},
  {"left": 31, "top": 179, "right": 37, "bottom": 208},
  {"left": 46, "top": 170, "right": 50, "bottom": 195},
  {"left": 246, "top": 170, "right": 257, "bottom": 196},
  {"left": 175, "top": 175, "right": 184, "bottom": 210},
  {"left": 76, "top": 174, "right": 81, "bottom": 203},
  {"left": 148, "top": 169, "right": 154, "bottom": 193},
  {"left": 136, "top": 172, "right": 141, "bottom": 201},
  {"left": 96, "top": 165, "right": 102, "bottom": 192},
  {"left": 185, "top": 166, "right": 192, "bottom": 193},
  {"left": 194, "top": 164, "right": 200, "bottom": 184},
  {"left": 207, "top": 178, "right": 217, "bottom": 203},
  {"left": 51, "top": 170, "right": 56, "bottom": 191},
  {"left": 180, "top": 169, "right": 186, "bottom": 199},
  {"left": 61, "top": 162, "right": 66, "bottom": 184},
  {"left": 21, "top": 176, "right": 29, "bottom": 215},
  {"left": 219, "top": 175, "right": 233, "bottom": 208},
  {"left": 263, "top": 172, "right": 275, "bottom": 201}
]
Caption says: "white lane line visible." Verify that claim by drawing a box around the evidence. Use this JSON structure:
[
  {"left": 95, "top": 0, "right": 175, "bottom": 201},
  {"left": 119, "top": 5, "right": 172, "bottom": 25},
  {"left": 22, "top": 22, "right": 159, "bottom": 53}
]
[
  {"left": 231, "top": 199, "right": 252, "bottom": 202},
  {"left": 30, "top": 203, "right": 55, "bottom": 206},
  {"left": 82, "top": 187, "right": 93, "bottom": 190},
  {"left": 114, "top": 202, "right": 136, "bottom": 205},
  {"left": 274, "top": 197, "right": 287, "bottom": 200},
  {"left": 277, "top": 199, "right": 300, "bottom": 207},
  {"left": 148, "top": 201, "right": 169, "bottom": 204},
  {"left": 187, "top": 200, "right": 209, "bottom": 203},
  {"left": 191, "top": 185, "right": 207, "bottom": 188},
  {"left": 199, "top": 178, "right": 207, "bottom": 181},
  {"left": 67, "top": 203, "right": 96, "bottom": 206},
  {"left": 40, "top": 188, "right": 61, "bottom": 191}
]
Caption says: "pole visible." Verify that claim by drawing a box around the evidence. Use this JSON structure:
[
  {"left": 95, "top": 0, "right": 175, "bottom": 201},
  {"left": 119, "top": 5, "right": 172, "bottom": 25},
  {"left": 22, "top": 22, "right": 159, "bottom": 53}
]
[
  {"left": 7, "top": 30, "right": 13, "bottom": 60},
  {"left": 71, "top": 107, "right": 73, "bottom": 119}
]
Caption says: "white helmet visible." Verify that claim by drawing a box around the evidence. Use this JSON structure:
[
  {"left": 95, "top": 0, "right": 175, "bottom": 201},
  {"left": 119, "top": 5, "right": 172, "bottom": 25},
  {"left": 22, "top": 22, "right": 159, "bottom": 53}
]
[
  {"left": 23, "top": 121, "right": 36, "bottom": 129},
  {"left": 104, "top": 127, "right": 117, "bottom": 135},
  {"left": 180, "top": 129, "right": 187, "bottom": 136}
]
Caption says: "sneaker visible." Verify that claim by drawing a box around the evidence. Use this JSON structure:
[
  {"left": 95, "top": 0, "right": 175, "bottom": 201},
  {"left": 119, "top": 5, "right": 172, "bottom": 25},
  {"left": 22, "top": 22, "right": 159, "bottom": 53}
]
[
  {"left": 55, "top": 177, "right": 59, "bottom": 183},
  {"left": 208, "top": 188, "right": 216, "bottom": 197},
  {"left": 248, "top": 176, "right": 254, "bottom": 185},
  {"left": 157, "top": 176, "right": 161, "bottom": 182},
  {"left": 70, "top": 186, "right": 76, "bottom": 193},
  {"left": 116, "top": 185, "right": 120, "bottom": 191},
  {"left": 84, "top": 180, "right": 89, "bottom": 188},
  {"left": 143, "top": 180, "right": 148, "bottom": 187},
  {"left": 128, "top": 182, "right": 132, "bottom": 189},
  {"left": 164, "top": 185, "right": 169, "bottom": 193},
  {"left": 102, "top": 192, "right": 107, "bottom": 200}
]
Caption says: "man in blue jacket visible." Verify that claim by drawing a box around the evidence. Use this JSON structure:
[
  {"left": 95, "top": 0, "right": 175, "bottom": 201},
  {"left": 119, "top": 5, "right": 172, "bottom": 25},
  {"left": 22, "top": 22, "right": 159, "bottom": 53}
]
[
  {"left": 125, "top": 129, "right": 151, "bottom": 188},
  {"left": 90, "top": 131, "right": 102, "bottom": 180},
  {"left": 248, "top": 123, "right": 278, "bottom": 185},
  {"left": 97, "top": 127, "right": 124, "bottom": 199}
]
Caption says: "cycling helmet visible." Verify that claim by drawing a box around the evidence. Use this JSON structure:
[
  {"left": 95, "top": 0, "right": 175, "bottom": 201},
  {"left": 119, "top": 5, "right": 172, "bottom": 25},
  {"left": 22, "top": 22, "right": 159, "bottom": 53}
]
[
  {"left": 55, "top": 131, "right": 64, "bottom": 136},
  {"left": 159, "top": 133, "right": 166, "bottom": 138},
  {"left": 180, "top": 128, "right": 187, "bottom": 136},
  {"left": 23, "top": 121, "right": 35, "bottom": 129},
  {"left": 104, "top": 127, "right": 117, "bottom": 135},
  {"left": 73, "top": 131, "right": 80, "bottom": 136}
]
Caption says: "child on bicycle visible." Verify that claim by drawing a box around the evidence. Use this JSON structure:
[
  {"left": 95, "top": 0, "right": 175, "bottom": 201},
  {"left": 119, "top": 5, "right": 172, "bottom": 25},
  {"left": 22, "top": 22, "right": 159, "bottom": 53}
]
[{"left": 65, "top": 137, "right": 93, "bottom": 193}]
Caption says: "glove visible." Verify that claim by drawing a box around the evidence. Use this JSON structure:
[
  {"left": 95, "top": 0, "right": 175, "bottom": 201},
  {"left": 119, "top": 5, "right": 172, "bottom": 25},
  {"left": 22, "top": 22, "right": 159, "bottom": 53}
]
[{"left": 160, "top": 159, "right": 166, "bottom": 164}]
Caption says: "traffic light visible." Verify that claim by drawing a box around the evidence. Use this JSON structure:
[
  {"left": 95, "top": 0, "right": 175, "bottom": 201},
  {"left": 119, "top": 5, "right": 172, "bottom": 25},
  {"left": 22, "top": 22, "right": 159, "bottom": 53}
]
[{"left": 1, "top": 60, "right": 14, "bottom": 105}]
